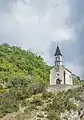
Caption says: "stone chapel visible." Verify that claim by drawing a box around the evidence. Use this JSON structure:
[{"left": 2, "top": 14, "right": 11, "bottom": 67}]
[{"left": 50, "top": 45, "right": 73, "bottom": 85}]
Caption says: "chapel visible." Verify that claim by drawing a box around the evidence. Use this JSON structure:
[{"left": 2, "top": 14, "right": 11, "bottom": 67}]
[{"left": 50, "top": 45, "right": 73, "bottom": 85}]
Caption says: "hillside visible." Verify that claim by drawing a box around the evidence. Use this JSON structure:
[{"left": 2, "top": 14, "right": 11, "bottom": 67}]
[
  {"left": 0, "top": 43, "right": 51, "bottom": 85},
  {"left": 0, "top": 43, "right": 52, "bottom": 119},
  {"left": 0, "top": 44, "right": 84, "bottom": 120},
  {"left": 0, "top": 86, "right": 84, "bottom": 120}
]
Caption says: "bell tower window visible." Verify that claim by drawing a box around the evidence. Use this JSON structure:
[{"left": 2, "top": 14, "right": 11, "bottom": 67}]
[{"left": 54, "top": 45, "right": 62, "bottom": 66}]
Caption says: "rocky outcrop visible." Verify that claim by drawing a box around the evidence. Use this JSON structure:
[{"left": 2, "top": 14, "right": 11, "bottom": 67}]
[{"left": 60, "top": 109, "right": 84, "bottom": 120}]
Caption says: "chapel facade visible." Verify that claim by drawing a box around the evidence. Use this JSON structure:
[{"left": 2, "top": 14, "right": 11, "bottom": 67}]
[{"left": 50, "top": 45, "right": 73, "bottom": 85}]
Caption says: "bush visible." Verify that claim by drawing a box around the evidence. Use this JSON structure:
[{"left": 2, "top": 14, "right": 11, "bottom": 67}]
[
  {"left": 9, "top": 87, "right": 31, "bottom": 100},
  {"left": 37, "top": 113, "right": 44, "bottom": 118},
  {"left": 47, "top": 110, "right": 60, "bottom": 120},
  {"left": 0, "top": 98, "right": 19, "bottom": 115},
  {"left": 44, "top": 90, "right": 80, "bottom": 120},
  {"left": 28, "top": 84, "right": 45, "bottom": 95},
  {"left": 0, "top": 89, "right": 20, "bottom": 118},
  {"left": 24, "top": 107, "right": 30, "bottom": 114},
  {"left": 0, "top": 84, "right": 3, "bottom": 90},
  {"left": 24, "top": 104, "right": 37, "bottom": 113},
  {"left": 0, "top": 112, "right": 6, "bottom": 118},
  {"left": 0, "top": 89, "right": 5, "bottom": 94},
  {"left": 30, "top": 96, "right": 43, "bottom": 106},
  {"left": 66, "top": 102, "right": 77, "bottom": 111},
  {"left": 42, "top": 91, "right": 53, "bottom": 100},
  {"left": 21, "top": 99, "right": 27, "bottom": 107}
]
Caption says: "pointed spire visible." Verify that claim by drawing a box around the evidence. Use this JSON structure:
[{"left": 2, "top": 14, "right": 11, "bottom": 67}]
[{"left": 54, "top": 44, "right": 62, "bottom": 56}]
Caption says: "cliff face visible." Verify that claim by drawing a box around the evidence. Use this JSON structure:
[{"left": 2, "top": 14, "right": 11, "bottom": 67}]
[{"left": 0, "top": 86, "right": 84, "bottom": 120}]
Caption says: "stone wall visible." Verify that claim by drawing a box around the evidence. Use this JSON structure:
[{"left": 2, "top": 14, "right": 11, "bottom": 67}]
[{"left": 46, "top": 85, "right": 81, "bottom": 93}]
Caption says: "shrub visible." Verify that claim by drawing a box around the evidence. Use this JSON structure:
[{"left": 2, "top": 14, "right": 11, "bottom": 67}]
[
  {"left": 0, "top": 112, "right": 6, "bottom": 118},
  {"left": 0, "top": 90, "right": 19, "bottom": 118},
  {"left": 42, "top": 91, "right": 53, "bottom": 100},
  {"left": 28, "top": 84, "right": 45, "bottom": 95},
  {"left": 0, "top": 98, "right": 19, "bottom": 114},
  {"left": 30, "top": 96, "right": 43, "bottom": 106},
  {"left": 47, "top": 110, "right": 60, "bottom": 120},
  {"left": 21, "top": 99, "right": 27, "bottom": 107},
  {"left": 37, "top": 113, "right": 44, "bottom": 118},
  {"left": 30, "top": 104, "right": 37, "bottom": 110},
  {"left": 9, "top": 87, "right": 32, "bottom": 100},
  {"left": 24, "top": 107, "right": 30, "bottom": 114},
  {"left": 24, "top": 104, "right": 37, "bottom": 113},
  {"left": 67, "top": 102, "right": 77, "bottom": 111},
  {"left": 0, "top": 84, "right": 3, "bottom": 90},
  {"left": 0, "top": 89, "right": 5, "bottom": 94}
]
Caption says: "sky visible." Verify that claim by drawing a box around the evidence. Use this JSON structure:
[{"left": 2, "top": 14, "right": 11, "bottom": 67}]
[{"left": 0, "top": 0, "right": 84, "bottom": 79}]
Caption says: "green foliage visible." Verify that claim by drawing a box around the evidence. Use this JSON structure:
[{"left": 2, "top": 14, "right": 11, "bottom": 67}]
[
  {"left": 73, "top": 77, "right": 81, "bottom": 85},
  {"left": 37, "top": 113, "right": 44, "bottom": 118},
  {"left": 45, "top": 90, "right": 79, "bottom": 120},
  {"left": 0, "top": 44, "right": 51, "bottom": 118},
  {"left": 24, "top": 104, "right": 37, "bottom": 113},
  {"left": 0, "top": 84, "right": 3, "bottom": 90},
  {"left": 1, "top": 44, "right": 84, "bottom": 120},
  {"left": 28, "top": 83, "right": 46, "bottom": 95},
  {"left": 0, "top": 44, "right": 51, "bottom": 86},
  {"left": 21, "top": 99, "right": 27, "bottom": 107},
  {"left": 47, "top": 110, "right": 60, "bottom": 120},
  {"left": 66, "top": 101, "right": 77, "bottom": 111},
  {"left": 30, "top": 96, "right": 43, "bottom": 106},
  {"left": 45, "top": 87, "right": 84, "bottom": 120},
  {"left": 9, "top": 87, "right": 31, "bottom": 100},
  {"left": 0, "top": 90, "right": 19, "bottom": 118},
  {"left": 42, "top": 91, "right": 54, "bottom": 100}
]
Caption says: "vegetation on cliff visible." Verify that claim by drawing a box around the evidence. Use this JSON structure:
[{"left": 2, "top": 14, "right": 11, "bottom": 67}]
[
  {"left": 0, "top": 86, "right": 84, "bottom": 120},
  {"left": 0, "top": 43, "right": 51, "bottom": 85},
  {"left": 0, "top": 43, "right": 51, "bottom": 118},
  {"left": 0, "top": 43, "right": 84, "bottom": 120}
]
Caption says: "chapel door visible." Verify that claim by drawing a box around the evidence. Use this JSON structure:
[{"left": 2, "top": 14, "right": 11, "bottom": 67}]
[{"left": 56, "top": 79, "right": 61, "bottom": 84}]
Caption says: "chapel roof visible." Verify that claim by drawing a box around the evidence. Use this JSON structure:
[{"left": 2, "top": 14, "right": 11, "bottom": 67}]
[{"left": 62, "top": 65, "right": 72, "bottom": 73}]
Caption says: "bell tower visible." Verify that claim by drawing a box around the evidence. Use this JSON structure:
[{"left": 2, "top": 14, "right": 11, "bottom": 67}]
[{"left": 54, "top": 45, "right": 62, "bottom": 66}]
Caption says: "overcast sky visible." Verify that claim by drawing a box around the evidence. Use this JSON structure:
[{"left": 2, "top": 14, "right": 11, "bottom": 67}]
[{"left": 0, "top": 0, "right": 84, "bottom": 79}]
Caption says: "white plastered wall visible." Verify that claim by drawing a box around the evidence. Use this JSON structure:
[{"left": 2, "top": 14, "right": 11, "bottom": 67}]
[
  {"left": 50, "top": 66, "right": 65, "bottom": 85},
  {"left": 59, "top": 66, "right": 65, "bottom": 84},
  {"left": 50, "top": 67, "right": 57, "bottom": 85},
  {"left": 65, "top": 69, "right": 73, "bottom": 85}
]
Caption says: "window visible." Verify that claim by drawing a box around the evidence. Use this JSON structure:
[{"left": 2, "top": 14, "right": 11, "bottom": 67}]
[
  {"left": 56, "top": 57, "right": 60, "bottom": 61},
  {"left": 57, "top": 73, "right": 59, "bottom": 76}
]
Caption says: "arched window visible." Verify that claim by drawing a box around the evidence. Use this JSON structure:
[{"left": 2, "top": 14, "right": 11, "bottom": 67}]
[{"left": 56, "top": 56, "right": 60, "bottom": 61}]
